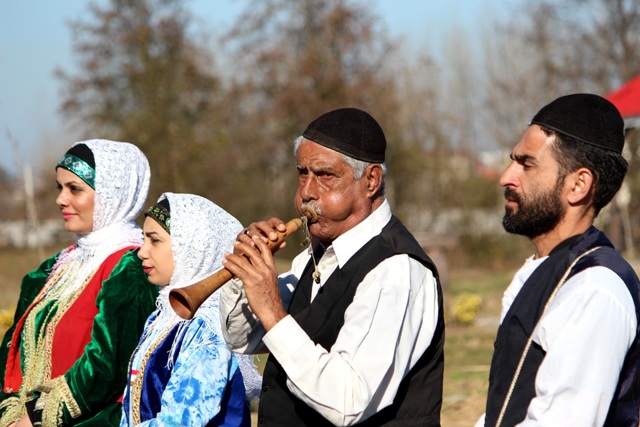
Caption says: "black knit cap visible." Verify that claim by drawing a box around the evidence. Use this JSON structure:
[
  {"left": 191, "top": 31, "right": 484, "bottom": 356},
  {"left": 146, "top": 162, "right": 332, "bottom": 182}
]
[
  {"left": 530, "top": 93, "right": 625, "bottom": 154},
  {"left": 302, "top": 107, "right": 386, "bottom": 163}
]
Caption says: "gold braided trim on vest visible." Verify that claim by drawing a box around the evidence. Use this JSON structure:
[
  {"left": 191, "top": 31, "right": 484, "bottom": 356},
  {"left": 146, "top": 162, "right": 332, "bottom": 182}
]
[
  {"left": 6, "top": 263, "right": 97, "bottom": 426},
  {"left": 0, "top": 396, "right": 23, "bottom": 425},
  {"left": 36, "top": 376, "right": 82, "bottom": 425},
  {"left": 18, "top": 264, "right": 95, "bottom": 409},
  {"left": 128, "top": 327, "right": 174, "bottom": 426}
]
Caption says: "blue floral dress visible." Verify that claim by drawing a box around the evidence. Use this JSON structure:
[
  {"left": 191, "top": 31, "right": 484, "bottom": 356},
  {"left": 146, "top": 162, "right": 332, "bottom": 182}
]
[{"left": 120, "top": 310, "right": 250, "bottom": 427}]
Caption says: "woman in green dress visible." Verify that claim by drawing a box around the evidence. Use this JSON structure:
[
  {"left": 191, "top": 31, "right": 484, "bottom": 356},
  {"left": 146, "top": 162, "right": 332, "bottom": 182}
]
[{"left": 0, "top": 140, "right": 158, "bottom": 426}]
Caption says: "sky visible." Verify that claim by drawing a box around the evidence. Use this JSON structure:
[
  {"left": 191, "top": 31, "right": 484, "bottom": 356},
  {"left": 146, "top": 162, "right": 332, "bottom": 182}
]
[{"left": 0, "top": 0, "right": 517, "bottom": 177}]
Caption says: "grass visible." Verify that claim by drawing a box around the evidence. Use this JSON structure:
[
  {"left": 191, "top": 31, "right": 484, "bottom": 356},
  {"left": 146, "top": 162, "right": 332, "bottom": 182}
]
[
  {"left": 0, "top": 247, "right": 513, "bottom": 426},
  {"left": 439, "top": 266, "right": 514, "bottom": 427}
]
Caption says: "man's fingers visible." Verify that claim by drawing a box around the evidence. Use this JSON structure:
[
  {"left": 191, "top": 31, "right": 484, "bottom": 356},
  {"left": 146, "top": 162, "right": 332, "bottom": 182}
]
[
  {"left": 226, "top": 240, "right": 268, "bottom": 272},
  {"left": 242, "top": 218, "right": 287, "bottom": 242}
]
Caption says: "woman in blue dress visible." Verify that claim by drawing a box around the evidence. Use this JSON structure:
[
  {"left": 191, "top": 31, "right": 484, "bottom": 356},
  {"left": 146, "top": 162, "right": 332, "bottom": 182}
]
[{"left": 120, "top": 193, "right": 260, "bottom": 427}]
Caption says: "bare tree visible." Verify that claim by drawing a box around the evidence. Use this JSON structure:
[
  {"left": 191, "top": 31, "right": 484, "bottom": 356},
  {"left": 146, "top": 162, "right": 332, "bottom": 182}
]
[
  {"left": 56, "top": 0, "right": 223, "bottom": 200},
  {"left": 221, "top": 0, "right": 403, "bottom": 221},
  {"left": 484, "top": 0, "right": 640, "bottom": 147},
  {"left": 483, "top": 0, "right": 640, "bottom": 252}
]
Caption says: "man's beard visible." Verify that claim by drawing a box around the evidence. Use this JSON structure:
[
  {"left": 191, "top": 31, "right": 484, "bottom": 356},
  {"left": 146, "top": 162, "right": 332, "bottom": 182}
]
[{"left": 502, "top": 181, "right": 565, "bottom": 239}]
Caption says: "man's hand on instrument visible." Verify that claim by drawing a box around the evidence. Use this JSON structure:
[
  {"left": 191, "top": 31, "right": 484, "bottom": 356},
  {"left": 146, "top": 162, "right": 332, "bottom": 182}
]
[
  {"left": 238, "top": 218, "right": 288, "bottom": 251},
  {"left": 223, "top": 230, "right": 288, "bottom": 331}
]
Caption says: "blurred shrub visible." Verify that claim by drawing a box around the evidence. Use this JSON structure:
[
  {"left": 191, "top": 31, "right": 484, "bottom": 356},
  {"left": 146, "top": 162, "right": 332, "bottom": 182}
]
[
  {"left": 451, "top": 292, "right": 482, "bottom": 325},
  {"left": 0, "top": 309, "right": 14, "bottom": 334}
]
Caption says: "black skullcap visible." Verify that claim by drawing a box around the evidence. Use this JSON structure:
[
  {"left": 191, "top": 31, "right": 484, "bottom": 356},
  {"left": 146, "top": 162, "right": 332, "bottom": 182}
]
[
  {"left": 157, "top": 198, "right": 170, "bottom": 211},
  {"left": 530, "top": 93, "right": 624, "bottom": 154},
  {"left": 302, "top": 107, "right": 386, "bottom": 163},
  {"left": 64, "top": 143, "right": 95, "bottom": 169}
]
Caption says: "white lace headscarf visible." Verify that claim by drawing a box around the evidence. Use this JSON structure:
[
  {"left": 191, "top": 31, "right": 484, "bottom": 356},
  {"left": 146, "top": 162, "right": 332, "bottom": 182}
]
[
  {"left": 48, "top": 139, "right": 150, "bottom": 299},
  {"left": 150, "top": 193, "right": 261, "bottom": 400}
]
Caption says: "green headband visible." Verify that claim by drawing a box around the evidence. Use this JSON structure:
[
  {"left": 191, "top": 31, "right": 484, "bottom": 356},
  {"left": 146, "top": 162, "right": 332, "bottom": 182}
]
[
  {"left": 57, "top": 153, "right": 96, "bottom": 189},
  {"left": 145, "top": 204, "right": 171, "bottom": 234}
]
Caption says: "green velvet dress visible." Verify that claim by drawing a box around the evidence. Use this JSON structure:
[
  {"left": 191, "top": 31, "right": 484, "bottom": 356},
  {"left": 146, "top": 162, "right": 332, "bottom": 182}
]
[{"left": 0, "top": 248, "right": 157, "bottom": 426}]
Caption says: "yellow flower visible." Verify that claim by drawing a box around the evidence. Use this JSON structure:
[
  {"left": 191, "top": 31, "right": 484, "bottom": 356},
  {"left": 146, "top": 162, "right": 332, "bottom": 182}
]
[{"left": 451, "top": 293, "right": 482, "bottom": 325}]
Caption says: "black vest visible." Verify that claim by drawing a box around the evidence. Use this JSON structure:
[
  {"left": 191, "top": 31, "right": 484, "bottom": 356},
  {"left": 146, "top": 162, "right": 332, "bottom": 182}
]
[
  {"left": 258, "top": 216, "right": 445, "bottom": 426},
  {"left": 485, "top": 227, "right": 640, "bottom": 427}
]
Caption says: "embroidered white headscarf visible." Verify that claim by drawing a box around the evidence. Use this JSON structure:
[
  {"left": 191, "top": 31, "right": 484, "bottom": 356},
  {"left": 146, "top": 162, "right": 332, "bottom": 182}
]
[
  {"left": 166, "top": 193, "right": 242, "bottom": 290},
  {"left": 49, "top": 139, "right": 150, "bottom": 298},
  {"left": 86, "top": 139, "right": 151, "bottom": 232},
  {"left": 149, "top": 192, "right": 261, "bottom": 400}
]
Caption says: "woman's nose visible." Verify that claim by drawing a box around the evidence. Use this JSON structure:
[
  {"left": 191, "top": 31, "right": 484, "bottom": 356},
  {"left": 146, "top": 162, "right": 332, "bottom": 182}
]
[{"left": 56, "top": 190, "right": 68, "bottom": 208}]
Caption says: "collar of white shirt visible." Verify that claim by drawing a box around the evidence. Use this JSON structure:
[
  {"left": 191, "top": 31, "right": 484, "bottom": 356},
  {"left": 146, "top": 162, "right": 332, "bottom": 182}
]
[{"left": 328, "top": 198, "right": 392, "bottom": 269}]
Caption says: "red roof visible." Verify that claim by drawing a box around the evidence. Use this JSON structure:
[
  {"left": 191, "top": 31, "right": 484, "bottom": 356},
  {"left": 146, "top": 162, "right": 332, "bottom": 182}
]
[{"left": 605, "top": 75, "right": 640, "bottom": 118}]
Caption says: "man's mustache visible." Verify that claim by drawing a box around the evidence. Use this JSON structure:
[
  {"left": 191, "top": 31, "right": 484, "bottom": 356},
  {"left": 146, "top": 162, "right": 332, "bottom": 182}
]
[
  {"left": 301, "top": 201, "right": 321, "bottom": 217},
  {"left": 504, "top": 187, "right": 521, "bottom": 204}
]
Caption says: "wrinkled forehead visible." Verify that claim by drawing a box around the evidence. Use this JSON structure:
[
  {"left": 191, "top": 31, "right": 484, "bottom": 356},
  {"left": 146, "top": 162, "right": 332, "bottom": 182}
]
[{"left": 296, "top": 139, "right": 348, "bottom": 169}]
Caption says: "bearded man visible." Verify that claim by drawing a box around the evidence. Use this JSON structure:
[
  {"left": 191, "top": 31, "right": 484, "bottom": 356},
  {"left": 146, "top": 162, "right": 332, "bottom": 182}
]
[{"left": 476, "top": 93, "right": 640, "bottom": 427}]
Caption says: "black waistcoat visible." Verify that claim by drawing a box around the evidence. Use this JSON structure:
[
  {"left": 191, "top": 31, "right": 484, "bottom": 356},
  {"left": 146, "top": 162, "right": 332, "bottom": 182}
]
[
  {"left": 257, "top": 216, "right": 445, "bottom": 426},
  {"left": 484, "top": 227, "right": 640, "bottom": 427}
]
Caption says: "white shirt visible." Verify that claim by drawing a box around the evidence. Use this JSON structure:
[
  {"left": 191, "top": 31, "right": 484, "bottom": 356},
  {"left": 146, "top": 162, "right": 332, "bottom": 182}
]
[
  {"left": 220, "top": 200, "right": 440, "bottom": 425},
  {"left": 475, "top": 255, "right": 637, "bottom": 427}
]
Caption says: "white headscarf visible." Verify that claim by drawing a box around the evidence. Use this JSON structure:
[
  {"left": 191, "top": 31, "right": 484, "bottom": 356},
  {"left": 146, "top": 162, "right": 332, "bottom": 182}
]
[
  {"left": 48, "top": 139, "right": 150, "bottom": 299},
  {"left": 152, "top": 193, "right": 242, "bottom": 311},
  {"left": 149, "top": 193, "right": 261, "bottom": 400},
  {"left": 86, "top": 139, "right": 151, "bottom": 231},
  {"left": 165, "top": 193, "right": 242, "bottom": 289}
]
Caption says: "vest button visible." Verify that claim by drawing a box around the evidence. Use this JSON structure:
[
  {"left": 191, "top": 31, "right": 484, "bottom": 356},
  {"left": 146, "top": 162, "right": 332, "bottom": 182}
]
[
  {"left": 262, "top": 385, "right": 269, "bottom": 392},
  {"left": 5, "top": 387, "right": 12, "bottom": 393},
  {"left": 259, "top": 417, "right": 265, "bottom": 424}
]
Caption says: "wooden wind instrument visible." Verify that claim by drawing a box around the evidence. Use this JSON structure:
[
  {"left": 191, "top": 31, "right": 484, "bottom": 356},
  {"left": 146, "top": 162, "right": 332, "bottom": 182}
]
[{"left": 169, "top": 207, "right": 317, "bottom": 319}]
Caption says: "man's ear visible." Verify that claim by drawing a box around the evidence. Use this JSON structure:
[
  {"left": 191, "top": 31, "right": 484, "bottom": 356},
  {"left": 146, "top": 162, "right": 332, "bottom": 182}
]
[
  {"left": 567, "top": 167, "right": 594, "bottom": 205},
  {"left": 365, "top": 164, "right": 383, "bottom": 196}
]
